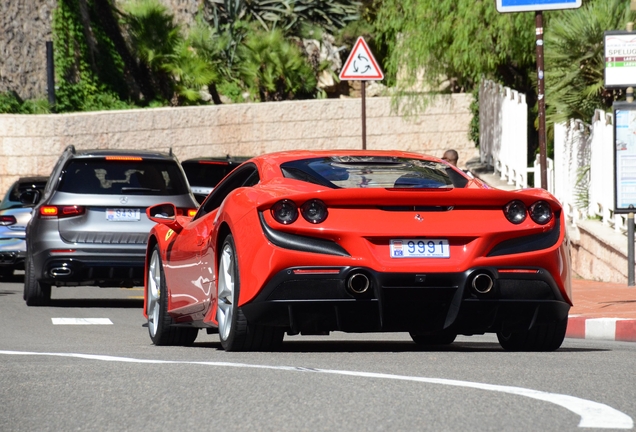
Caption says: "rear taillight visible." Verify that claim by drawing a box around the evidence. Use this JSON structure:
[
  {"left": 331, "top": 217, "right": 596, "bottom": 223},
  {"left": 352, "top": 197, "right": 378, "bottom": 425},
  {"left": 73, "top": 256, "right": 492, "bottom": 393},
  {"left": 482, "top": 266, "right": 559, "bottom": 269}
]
[
  {"left": 105, "top": 156, "right": 143, "bottom": 161},
  {"left": 271, "top": 199, "right": 329, "bottom": 225},
  {"left": 529, "top": 201, "right": 553, "bottom": 225},
  {"left": 300, "top": 199, "right": 328, "bottom": 224},
  {"left": 503, "top": 200, "right": 527, "bottom": 224},
  {"left": 503, "top": 200, "right": 554, "bottom": 225},
  {"left": 271, "top": 200, "right": 299, "bottom": 224},
  {"left": 177, "top": 208, "right": 197, "bottom": 217},
  {"left": 198, "top": 161, "right": 228, "bottom": 165},
  {"left": 39, "top": 205, "right": 85, "bottom": 218},
  {"left": 0, "top": 215, "right": 17, "bottom": 226}
]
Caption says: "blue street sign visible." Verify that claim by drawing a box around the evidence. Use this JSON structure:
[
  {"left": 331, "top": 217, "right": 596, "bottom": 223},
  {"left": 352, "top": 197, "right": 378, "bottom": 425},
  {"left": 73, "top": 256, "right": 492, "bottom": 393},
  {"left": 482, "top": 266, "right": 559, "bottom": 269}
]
[{"left": 496, "top": 0, "right": 582, "bottom": 12}]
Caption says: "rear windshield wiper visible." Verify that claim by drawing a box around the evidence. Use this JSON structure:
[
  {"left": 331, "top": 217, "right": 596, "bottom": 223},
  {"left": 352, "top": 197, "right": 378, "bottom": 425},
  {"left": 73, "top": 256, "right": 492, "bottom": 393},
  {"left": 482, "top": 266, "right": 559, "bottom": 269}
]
[{"left": 120, "top": 187, "right": 161, "bottom": 193}]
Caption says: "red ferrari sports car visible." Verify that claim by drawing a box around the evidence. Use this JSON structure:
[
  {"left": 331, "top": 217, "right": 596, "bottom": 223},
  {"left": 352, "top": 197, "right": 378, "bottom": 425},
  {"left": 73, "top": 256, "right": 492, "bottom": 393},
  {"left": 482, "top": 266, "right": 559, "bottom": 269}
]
[{"left": 143, "top": 150, "right": 572, "bottom": 351}]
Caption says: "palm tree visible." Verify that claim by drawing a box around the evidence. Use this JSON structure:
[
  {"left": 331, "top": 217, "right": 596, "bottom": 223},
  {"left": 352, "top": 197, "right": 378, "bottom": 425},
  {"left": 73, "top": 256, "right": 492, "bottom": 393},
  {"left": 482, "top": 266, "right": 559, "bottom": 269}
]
[
  {"left": 238, "top": 29, "right": 317, "bottom": 101},
  {"left": 120, "top": 0, "right": 223, "bottom": 105},
  {"left": 545, "top": 0, "right": 636, "bottom": 125}
]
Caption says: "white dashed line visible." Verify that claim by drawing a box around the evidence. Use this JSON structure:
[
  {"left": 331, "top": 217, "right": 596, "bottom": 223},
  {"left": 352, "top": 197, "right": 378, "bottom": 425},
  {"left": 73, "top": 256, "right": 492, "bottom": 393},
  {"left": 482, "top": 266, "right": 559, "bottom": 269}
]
[
  {"left": 51, "top": 318, "right": 113, "bottom": 325},
  {"left": 0, "top": 350, "right": 632, "bottom": 429}
]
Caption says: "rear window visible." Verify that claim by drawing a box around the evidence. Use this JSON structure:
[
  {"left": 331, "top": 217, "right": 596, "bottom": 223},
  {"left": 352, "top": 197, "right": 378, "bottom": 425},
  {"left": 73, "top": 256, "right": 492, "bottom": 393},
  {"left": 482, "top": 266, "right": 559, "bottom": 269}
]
[
  {"left": 57, "top": 159, "right": 189, "bottom": 195},
  {"left": 182, "top": 161, "right": 241, "bottom": 188},
  {"left": 281, "top": 156, "right": 467, "bottom": 189}
]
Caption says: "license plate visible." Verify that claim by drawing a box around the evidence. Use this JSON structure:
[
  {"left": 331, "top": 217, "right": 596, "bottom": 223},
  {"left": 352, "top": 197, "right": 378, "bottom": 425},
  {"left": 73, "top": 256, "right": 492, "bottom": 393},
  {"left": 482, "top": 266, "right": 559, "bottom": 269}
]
[
  {"left": 106, "top": 208, "right": 141, "bottom": 221},
  {"left": 390, "top": 239, "right": 450, "bottom": 258}
]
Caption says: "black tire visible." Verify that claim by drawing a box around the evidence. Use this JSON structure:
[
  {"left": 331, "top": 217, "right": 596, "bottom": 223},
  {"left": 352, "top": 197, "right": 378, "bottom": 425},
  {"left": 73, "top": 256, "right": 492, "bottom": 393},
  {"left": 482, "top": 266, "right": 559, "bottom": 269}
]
[
  {"left": 24, "top": 255, "right": 51, "bottom": 306},
  {"left": 497, "top": 317, "right": 568, "bottom": 351},
  {"left": 410, "top": 331, "right": 457, "bottom": 346},
  {"left": 147, "top": 246, "right": 198, "bottom": 346},
  {"left": 217, "top": 234, "right": 283, "bottom": 352}
]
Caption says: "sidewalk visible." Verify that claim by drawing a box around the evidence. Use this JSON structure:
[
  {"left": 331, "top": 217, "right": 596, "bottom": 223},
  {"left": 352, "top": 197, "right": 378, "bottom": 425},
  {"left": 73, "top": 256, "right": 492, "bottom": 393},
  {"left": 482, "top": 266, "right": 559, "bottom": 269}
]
[{"left": 464, "top": 159, "right": 636, "bottom": 343}]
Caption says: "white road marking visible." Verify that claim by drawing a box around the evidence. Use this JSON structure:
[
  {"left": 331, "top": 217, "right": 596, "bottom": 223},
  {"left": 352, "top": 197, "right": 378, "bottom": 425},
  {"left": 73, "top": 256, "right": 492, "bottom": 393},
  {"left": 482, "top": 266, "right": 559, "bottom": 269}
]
[
  {"left": 0, "top": 350, "right": 632, "bottom": 429},
  {"left": 51, "top": 318, "right": 113, "bottom": 325}
]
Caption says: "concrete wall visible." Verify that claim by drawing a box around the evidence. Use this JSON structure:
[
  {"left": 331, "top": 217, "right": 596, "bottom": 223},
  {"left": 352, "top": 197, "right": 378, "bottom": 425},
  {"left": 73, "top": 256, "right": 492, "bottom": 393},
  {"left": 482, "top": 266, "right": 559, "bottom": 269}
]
[{"left": 0, "top": 94, "right": 477, "bottom": 193}]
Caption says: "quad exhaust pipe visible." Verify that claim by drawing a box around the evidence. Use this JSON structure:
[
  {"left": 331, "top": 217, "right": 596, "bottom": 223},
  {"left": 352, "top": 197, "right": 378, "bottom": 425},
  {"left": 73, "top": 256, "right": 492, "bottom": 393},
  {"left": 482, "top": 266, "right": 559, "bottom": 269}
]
[
  {"left": 471, "top": 272, "right": 494, "bottom": 294},
  {"left": 347, "top": 273, "right": 370, "bottom": 295}
]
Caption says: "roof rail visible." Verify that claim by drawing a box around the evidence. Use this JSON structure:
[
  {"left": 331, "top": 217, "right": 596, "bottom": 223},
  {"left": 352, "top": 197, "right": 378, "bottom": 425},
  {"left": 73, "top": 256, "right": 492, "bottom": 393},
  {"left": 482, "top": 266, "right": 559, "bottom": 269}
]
[{"left": 65, "top": 145, "right": 76, "bottom": 154}]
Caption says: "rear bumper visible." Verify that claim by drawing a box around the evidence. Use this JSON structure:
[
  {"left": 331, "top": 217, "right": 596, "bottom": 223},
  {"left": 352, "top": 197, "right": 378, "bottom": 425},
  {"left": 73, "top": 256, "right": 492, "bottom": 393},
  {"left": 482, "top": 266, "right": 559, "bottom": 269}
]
[
  {"left": 0, "top": 238, "right": 27, "bottom": 269},
  {"left": 34, "top": 248, "right": 146, "bottom": 287},
  {"left": 240, "top": 266, "right": 570, "bottom": 335}
]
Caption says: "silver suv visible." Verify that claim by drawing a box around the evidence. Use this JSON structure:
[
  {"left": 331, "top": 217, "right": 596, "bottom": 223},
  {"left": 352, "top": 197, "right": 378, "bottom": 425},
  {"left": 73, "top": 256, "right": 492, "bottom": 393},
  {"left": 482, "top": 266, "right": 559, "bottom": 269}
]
[
  {"left": 0, "top": 176, "right": 48, "bottom": 278},
  {"left": 24, "top": 146, "right": 198, "bottom": 306}
]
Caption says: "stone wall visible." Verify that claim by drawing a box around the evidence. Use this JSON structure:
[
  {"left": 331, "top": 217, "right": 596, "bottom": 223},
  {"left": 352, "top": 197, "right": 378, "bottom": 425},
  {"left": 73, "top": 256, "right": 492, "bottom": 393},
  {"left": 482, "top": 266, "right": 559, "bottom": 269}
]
[
  {"left": 570, "top": 219, "right": 633, "bottom": 283},
  {"left": 0, "top": 0, "right": 56, "bottom": 100},
  {"left": 0, "top": 94, "right": 476, "bottom": 193}
]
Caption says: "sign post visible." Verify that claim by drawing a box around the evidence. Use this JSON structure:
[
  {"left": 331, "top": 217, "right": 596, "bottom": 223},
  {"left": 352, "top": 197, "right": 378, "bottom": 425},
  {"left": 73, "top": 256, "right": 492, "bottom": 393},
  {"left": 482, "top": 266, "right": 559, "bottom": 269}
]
[
  {"left": 606, "top": 15, "right": 636, "bottom": 285},
  {"left": 496, "top": 0, "right": 582, "bottom": 190},
  {"left": 339, "top": 37, "right": 384, "bottom": 150}
]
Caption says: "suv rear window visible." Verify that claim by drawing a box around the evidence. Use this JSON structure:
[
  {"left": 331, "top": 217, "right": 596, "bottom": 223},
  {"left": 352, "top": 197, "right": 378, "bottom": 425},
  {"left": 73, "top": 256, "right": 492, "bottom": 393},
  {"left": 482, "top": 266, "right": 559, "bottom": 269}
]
[
  {"left": 182, "top": 160, "right": 248, "bottom": 188},
  {"left": 57, "top": 159, "right": 189, "bottom": 195},
  {"left": 281, "top": 156, "right": 468, "bottom": 189}
]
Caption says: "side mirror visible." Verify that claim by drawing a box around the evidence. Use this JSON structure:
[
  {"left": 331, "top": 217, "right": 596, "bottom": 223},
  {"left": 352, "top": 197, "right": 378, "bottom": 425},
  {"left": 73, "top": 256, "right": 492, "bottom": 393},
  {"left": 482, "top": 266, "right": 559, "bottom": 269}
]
[
  {"left": 146, "top": 203, "right": 184, "bottom": 233},
  {"left": 20, "top": 190, "right": 41, "bottom": 206}
]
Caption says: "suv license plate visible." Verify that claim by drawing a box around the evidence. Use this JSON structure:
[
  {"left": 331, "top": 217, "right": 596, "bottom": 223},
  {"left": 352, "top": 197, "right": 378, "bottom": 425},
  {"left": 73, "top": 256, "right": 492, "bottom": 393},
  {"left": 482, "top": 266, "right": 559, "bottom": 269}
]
[
  {"left": 106, "top": 208, "right": 141, "bottom": 222},
  {"left": 390, "top": 239, "right": 450, "bottom": 258}
]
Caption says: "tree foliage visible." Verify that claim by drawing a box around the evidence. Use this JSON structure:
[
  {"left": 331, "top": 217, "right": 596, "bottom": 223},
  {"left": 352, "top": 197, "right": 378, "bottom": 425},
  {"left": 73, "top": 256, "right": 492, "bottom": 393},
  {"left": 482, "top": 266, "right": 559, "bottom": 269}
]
[
  {"left": 238, "top": 28, "right": 317, "bottom": 101},
  {"left": 375, "top": 0, "right": 536, "bottom": 94},
  {"left": 38, "top": 0, "right": 362, "bottom": 112},
  {"left": 203, "top": 0, "right": 361, "bottom": 36},
  {"left": 52, "top": 0, "right": 136, "bottom": 112},
  {"left": 0, "top": 91, "right": 50, "bottom": 114},
  {"left": 545, "top": 0, "right": 636, "bottom": 124}
]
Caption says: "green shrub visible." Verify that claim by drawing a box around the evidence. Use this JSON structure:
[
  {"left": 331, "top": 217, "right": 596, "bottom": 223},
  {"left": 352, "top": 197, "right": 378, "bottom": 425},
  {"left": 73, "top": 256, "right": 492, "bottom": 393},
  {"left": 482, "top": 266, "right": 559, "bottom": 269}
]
[{"left": 237, "top": 29, "right": 317, "bottom": 101}]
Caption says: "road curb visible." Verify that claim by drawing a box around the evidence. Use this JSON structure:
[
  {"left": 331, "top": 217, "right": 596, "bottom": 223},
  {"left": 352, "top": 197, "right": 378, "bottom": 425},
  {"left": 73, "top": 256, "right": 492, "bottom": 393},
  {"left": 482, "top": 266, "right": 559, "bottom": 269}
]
[{"left": 567, "top": 316, "right": 636, "bottom": 342}]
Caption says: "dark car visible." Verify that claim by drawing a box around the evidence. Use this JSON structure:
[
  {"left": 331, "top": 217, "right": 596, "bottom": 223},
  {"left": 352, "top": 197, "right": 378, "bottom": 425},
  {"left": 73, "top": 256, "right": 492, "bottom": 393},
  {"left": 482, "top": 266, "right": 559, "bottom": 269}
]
[
  {"left": 0, "top": 176, "right": 48, "bottom": 277},
  {"left": 181, "top": 156, "right": 251, "bottom": 204},
  {"left": 23, "top": 145, "right": 198, "bottom": 306}
]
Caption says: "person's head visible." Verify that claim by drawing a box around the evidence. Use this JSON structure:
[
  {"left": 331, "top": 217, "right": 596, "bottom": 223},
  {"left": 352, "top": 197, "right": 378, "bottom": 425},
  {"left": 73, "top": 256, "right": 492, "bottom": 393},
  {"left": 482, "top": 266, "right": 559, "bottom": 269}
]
[{"left": 442, "top": 149, "right": 459, "bottom": 166}]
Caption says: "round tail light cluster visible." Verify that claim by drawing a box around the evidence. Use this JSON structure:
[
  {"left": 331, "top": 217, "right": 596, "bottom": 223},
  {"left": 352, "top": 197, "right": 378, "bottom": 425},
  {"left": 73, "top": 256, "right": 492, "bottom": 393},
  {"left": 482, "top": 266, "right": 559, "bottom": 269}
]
[
  {"left": 271, "top": 199, "right": 328, "bottom": 224},
  {"left": 504, "top": 200, "right": 553, "bottom": 225}
]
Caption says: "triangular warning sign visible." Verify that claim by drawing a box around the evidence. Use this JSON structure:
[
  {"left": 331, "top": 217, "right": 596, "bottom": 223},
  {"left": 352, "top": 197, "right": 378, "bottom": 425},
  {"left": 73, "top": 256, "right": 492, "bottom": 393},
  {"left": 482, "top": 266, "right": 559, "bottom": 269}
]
[{"left": 339, "top": 36, "right": 384, "bottom": 81}]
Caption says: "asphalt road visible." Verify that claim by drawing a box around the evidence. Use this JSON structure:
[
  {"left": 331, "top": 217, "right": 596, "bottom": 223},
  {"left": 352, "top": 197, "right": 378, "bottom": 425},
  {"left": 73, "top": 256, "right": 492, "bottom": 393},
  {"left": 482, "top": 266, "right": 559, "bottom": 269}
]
[{"left": 1, "top": 274, "right": 635, "bottom": 432}]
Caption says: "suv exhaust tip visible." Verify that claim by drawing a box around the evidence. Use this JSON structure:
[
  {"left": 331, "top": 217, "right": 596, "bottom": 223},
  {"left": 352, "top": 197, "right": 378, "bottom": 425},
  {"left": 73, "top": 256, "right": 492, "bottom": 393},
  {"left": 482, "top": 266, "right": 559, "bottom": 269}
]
[{"left": 50, "top": 267, "right": 72, "bottom": 277}]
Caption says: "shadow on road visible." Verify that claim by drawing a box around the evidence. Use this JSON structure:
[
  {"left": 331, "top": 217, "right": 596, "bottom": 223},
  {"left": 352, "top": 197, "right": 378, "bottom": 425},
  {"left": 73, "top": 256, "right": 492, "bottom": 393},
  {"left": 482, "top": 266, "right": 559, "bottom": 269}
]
[
  {"left": 0, "top": 274, "right": 24, "bottom": 284},
  {"left": 49, "top": 298, "right": 144, "bottom": 308},
  {"left": 189, "top": 340, "right": 609, "bottom": 353}
]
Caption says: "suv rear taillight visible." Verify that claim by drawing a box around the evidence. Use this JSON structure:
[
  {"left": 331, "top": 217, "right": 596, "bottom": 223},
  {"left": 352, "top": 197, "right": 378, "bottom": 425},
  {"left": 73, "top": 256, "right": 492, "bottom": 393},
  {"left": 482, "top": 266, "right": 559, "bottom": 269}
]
[
  {"left": 39, "top": 205, "right": 85, "bottom": 218},
  {"left": 177, "top": 208, "right": 197, "bottom": 217},
  {"left": 0, "top": 215, "right": 17, "bottom": 226}
]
